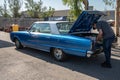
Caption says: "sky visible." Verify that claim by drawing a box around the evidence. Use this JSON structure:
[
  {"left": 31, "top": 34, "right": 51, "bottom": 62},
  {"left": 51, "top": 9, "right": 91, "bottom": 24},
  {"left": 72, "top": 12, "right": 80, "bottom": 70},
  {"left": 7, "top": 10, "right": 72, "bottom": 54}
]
[
  {"left": 0, "top": 0, "right": 116, "bottom": 11},
  {"left": 41, "top": 0, "right": 115, "bottom": 11}
]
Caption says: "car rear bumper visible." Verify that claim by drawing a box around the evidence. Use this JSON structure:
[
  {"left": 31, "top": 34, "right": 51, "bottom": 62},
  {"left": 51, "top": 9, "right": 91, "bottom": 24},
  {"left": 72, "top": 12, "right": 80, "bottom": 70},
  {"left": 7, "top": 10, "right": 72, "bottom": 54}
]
[{"left": 86, "top": 47, "right": 103, "bottom": 57}]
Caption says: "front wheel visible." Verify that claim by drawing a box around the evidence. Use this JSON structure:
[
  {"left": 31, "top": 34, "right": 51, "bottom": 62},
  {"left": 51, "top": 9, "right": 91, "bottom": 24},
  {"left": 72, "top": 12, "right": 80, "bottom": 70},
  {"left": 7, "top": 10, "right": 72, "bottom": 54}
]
[
  {"left": 52, "top": 48, "right": 66, "bottom": 61},
  {"left": 15, "top": 39, "right": 23, "bottom": 49}
]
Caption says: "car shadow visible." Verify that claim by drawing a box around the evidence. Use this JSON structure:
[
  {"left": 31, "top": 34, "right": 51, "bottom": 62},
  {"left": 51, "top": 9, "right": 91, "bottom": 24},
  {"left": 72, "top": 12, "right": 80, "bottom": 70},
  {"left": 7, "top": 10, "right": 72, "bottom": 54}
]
[
  {"left": 0, "top": 40, "right": 14, "bottom": 48},
  {"left": 16, "top": 47, "right": 120, "bottom": 80}
]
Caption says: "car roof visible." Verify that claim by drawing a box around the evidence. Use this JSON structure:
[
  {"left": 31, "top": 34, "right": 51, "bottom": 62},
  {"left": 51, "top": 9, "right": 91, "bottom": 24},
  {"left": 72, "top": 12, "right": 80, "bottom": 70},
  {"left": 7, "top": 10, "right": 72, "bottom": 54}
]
[{"left": 34, "top": 21, "right": 69, "bottom": 24}]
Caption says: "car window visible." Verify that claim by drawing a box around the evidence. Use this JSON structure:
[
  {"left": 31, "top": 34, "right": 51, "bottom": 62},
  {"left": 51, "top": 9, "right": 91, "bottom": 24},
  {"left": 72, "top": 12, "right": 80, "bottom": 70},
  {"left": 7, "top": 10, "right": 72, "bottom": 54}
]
[
  {"left": 29, "top": 23, "right": 51, "bottom": 33},
  {"left": 39, "top": 23, "right": 51, "bottom": 33},
  {"left": 29, "top": 23, "right": 40, "bottom": 32},
  {"left": 57, "top": 22, "right": 73, "bottom": 34}
]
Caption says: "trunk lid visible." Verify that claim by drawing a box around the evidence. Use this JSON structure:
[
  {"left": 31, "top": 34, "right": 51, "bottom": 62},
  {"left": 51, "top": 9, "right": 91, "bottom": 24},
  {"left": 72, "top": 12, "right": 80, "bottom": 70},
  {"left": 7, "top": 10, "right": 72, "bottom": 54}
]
[{"left": 69, "top": 11, "right": 106, "bottom": 33}]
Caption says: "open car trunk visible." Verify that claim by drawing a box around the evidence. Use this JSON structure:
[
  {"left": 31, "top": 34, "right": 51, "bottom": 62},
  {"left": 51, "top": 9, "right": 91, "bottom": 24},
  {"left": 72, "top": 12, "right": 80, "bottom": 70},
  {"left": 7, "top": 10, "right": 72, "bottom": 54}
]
[
  {"left": 68, "top": 11, "right": 106, "bottom": 55},
  {"left": 72, "top": 32, "right": 103, "bottom": 55}
]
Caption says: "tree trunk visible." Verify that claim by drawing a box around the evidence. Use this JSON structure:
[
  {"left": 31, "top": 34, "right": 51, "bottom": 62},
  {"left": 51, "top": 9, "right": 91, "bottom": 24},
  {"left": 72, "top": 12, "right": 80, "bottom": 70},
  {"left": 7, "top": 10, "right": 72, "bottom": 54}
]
[
  {"left": 83, "top": 0, "right": 89, "bottom": 10},
  {"left": 115, "top": 0, "right": 120, "bottom": 36}
]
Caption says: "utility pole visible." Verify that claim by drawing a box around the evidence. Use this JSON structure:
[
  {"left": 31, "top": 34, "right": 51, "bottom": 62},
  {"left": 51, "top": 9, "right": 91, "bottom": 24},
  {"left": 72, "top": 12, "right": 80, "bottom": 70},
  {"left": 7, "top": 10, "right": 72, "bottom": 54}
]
[{"left": 115, "top": 0, "right": 120, "bottom": 36}]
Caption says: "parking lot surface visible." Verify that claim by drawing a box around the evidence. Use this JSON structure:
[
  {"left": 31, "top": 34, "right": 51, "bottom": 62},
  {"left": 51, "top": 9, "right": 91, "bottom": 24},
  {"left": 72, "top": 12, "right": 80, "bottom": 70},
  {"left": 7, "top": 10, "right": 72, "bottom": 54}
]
[{"left": 0, "top": 31, "right": 120, "bottom": 80}]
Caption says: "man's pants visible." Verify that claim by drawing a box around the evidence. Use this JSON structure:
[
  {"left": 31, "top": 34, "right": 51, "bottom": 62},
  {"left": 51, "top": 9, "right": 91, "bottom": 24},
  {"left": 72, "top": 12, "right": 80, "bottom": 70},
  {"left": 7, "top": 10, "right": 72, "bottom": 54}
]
[{"left": 103, "top": 36, "right": 115, "bottom": 64}]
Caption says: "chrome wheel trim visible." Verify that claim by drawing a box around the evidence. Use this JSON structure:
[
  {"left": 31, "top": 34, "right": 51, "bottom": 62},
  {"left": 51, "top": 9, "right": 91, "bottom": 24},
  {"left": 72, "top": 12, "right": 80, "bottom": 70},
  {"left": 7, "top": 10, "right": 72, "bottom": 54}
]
[
  {"left": 15, "top": 40, "right": 20, "bottom": 48},
  {"left": 54, "top": 48, "right": 63, "bottom": 60}
]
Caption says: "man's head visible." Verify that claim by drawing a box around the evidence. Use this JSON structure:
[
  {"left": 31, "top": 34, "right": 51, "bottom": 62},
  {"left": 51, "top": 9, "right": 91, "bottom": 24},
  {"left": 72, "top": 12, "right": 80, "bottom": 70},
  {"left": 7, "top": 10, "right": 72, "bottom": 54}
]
[{"left": 92, "top": 21, "right": 97, "bottom": 30}]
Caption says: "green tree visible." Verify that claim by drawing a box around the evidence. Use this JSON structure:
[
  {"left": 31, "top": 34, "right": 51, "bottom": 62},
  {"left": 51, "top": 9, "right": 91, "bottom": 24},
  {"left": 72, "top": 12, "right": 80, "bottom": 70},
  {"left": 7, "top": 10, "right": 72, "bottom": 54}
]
[
  {"left": 25, "top": 0, "right": 42, "bottom": 18},
  {"left": 25, "top": 0, "right": 45, "bottom": 18},
  {"left": 62, "top": 0, "right": 89, "bottom": 20},
  {"left": 47, "top": 7, "right": 55, "bottom": 17},
  {"left": 8, "top": 0, "right": 22, "bottom": 18},
  {"left": 0, "top": 0, "right": 10, "bottom": 17},
  {"left": 25, "top": 0, "right": 55, "bottom": 18},
  {"left": 42, "top": 7, "right": 55, "bottom": 18}
]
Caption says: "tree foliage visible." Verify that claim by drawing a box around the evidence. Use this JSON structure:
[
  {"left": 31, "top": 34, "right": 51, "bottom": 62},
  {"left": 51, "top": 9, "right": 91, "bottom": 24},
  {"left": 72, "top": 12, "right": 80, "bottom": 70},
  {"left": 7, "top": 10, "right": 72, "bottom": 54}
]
[
  {"left": 0, "top": 6, "right": 10, "bottom": 17},
  {"left": 62, "top": 0, "right": 83, "bottom": 20},
  {"left": 0, "top": 0, "right": 10, "bottom": 17},
  {"left": 8, "top": 0, "right": 22, "bottom": 18},
  {"left": 0, "top": 0, "right": 55, "bottom": 18},
  {"left": 62, "top": 0, "right": 89, "bottom": 20},
  {"left": 42, "top": 7, "right": 55, "bottom": 18},
  {"left": 103, "top": 0, "right": 115, "bottom": 7},
  {"left": 25, "top": 0, "right": 55, "bottom": 18},
  {"left": 25, "top": 0, "right": 43, "bottom": 18}
]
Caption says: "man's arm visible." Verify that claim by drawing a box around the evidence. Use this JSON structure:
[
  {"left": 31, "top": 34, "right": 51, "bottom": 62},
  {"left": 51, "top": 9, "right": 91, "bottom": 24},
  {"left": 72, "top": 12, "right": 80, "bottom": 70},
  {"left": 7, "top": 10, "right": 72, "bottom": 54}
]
[{"left": 96, "top": 29, "right": 103, "bottom": 41}]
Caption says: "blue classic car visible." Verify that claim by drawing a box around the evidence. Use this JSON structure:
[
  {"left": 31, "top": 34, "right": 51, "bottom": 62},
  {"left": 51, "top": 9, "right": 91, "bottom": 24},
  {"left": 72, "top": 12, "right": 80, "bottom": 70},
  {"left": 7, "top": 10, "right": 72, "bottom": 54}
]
[{"left": 10, "top": 11, "right": 105, "bottom": 61}]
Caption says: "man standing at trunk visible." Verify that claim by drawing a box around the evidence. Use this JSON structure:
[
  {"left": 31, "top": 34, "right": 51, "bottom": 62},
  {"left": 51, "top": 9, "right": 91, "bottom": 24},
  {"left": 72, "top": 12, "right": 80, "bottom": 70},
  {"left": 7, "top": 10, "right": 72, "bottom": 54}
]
[{"left": 93, "top": 20, "right": 115, "bottom": 68}]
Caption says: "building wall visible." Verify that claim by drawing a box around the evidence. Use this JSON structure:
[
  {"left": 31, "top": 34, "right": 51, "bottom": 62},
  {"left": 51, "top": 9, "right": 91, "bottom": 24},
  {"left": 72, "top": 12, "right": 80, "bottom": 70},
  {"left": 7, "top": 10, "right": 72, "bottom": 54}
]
[
  {"left": 100, "top": 10, "right": 115, "bottom": 20},
  {"left": 53, "top": 10, "right": 70, "bottom": 16}
]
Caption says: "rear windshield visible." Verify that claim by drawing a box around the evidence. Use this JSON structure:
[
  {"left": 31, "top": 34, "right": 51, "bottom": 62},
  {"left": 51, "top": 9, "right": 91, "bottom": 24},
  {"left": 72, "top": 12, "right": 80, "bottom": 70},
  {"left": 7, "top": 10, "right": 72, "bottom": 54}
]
[{"left": 56, "top": 22, "right": 73, "bottom": 34}]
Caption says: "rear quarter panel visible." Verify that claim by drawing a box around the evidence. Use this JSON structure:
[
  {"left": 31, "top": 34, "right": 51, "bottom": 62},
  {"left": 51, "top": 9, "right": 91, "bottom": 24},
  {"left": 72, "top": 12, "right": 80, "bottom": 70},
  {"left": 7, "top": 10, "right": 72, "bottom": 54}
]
[{"left": 50, "top": 34, "right": 92, "bottom": 57}]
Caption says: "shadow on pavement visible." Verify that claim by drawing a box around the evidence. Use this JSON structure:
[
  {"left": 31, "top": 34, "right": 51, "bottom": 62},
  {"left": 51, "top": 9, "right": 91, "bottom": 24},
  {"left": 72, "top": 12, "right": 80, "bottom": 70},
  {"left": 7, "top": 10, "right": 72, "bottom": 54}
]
[
  {"left": 114, "top": 47, "right": 120, "bottom": 50},
  {"left": 112, "top": 48, "right": 120, "bottom": 57},
  {"left": 112, "top": 47, "right": 120, "bottom": 52},
  {"left": 16, "top": 47, "right": 120, "bottom": 80},
  {"left": 0, "top": 40, "right": 14, "bottom": 48}
]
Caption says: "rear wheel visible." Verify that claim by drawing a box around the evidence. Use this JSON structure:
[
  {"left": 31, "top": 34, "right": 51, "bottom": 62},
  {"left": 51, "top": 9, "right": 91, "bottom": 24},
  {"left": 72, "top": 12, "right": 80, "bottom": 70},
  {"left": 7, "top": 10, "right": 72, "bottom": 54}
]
[
  {"left": 15, "top": 39, "right": 23, "bottom": 49},
  {"left": 52, "top": 48, "right": 66, "bottom": 61}
]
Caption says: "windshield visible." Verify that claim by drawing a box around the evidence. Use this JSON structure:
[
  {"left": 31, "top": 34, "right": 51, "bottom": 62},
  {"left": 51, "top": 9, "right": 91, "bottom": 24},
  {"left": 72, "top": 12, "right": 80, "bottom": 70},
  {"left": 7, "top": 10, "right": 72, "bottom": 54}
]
[{"left": 57, "top": 22, "right": 73, "bottom": 34}]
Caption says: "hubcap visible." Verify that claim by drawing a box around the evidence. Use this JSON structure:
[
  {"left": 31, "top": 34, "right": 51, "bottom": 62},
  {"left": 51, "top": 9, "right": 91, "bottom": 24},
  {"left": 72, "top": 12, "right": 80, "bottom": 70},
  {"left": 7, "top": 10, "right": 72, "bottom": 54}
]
[
  {"left": 15, "top": 40, "right": 20, "bottom": 48},
  {"left": 54, "top": 49, "right": 63, "bottom": 60}
]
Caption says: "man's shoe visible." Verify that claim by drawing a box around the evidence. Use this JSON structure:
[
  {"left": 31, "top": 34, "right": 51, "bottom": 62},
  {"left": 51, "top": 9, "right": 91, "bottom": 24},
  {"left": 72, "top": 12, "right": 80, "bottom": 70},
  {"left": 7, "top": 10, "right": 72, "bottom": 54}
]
[{"left": 101, "top": 62, "right": 112, "bottom": 68}]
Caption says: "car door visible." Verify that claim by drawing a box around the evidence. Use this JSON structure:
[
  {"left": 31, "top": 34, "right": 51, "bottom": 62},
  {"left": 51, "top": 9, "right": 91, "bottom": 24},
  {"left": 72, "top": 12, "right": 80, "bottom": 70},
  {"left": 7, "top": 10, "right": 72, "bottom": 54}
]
[
  {"left": 29, "top": 23, "right": 52, "bottom": 51},
  {"left": 26, "top": 23, "right": 41, "bottom": 48}
]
